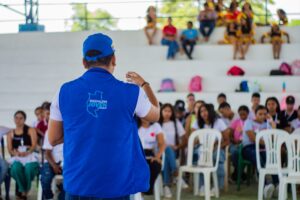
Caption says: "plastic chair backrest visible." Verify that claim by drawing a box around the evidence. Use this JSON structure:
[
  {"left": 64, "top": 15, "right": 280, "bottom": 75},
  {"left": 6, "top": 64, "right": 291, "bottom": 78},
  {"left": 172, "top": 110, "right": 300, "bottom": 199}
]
[
  {"left": 277, "top": 134, "right": 300, "bottom": 179},
  {"left": 256, "top": 129, "right": 289, "bottom": 170},
  {"left": 293, "top": 128, "right": 300, "bottom": 135},
  {"left": 187, "top": 129, "right": 222, "bottom": 171}
]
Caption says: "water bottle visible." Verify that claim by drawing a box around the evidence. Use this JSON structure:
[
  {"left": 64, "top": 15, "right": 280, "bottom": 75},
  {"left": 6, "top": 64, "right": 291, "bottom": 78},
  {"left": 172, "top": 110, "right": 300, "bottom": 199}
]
[{"left": 282, "top": 81, "right": 286, "bottom": 93}]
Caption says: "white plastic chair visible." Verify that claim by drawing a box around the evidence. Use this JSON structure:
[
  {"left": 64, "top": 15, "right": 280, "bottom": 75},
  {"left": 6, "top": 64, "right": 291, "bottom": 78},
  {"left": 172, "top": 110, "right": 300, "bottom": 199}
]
[
  {"left": 292, "top": 128, "right": 300, "bottom": 135},
  {"left": 224, "top": 146, "right": 230, "bottom": 192},
  {"left": 277, "top": 134, "right": 300, "bottom": 200},
  {"left": 256, "top": 129, "right": 289, "bottom": 200},
  {"left": 176, "top": 129, "right": 222, "bottom": 200}
]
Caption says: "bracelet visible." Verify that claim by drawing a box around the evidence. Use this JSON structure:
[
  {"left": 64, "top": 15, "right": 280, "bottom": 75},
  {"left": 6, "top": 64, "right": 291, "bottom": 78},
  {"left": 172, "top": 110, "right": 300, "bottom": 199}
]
[{"left": 141, "top": 82, "right": 149, "bottom": 87}]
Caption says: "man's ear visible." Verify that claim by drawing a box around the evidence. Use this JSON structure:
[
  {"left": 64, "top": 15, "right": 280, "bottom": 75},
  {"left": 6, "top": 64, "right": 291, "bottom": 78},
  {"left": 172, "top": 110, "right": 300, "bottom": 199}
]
[
  {"left": 111, "top": 55, "right": 116, "bottom": 67},
  {"left": 83, "top": 58, "right": 89, "bottom": 69}
]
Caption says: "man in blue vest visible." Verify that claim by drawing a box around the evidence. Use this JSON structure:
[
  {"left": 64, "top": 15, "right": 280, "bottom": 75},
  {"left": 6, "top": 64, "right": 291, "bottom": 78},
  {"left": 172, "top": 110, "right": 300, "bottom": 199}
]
[{"left": 48, "top": 33, "right": 160, "bottom": 200}]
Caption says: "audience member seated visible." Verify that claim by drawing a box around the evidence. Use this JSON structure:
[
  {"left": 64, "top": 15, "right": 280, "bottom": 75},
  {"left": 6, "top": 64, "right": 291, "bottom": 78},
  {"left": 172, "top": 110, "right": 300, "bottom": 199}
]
[
  {"left": 136, "top": 117, "right": 166, "bottom": 195},
  {"left": 242, "top": 105, "right": 279, "bottom": 200},
  {"left": 36, "top": 102, "right": 51, "bottom": 147},
  {"left": 291, "top": 106, "right": 300, "bottom": 132},
  {"left": 261, "top": 23, "right": 290, "bottom": 59},
  {"left": 144, "top": 6, "right": 157, "bottom": 45},
  {"left": 215, "top": 0, "right": 226, "bottom": 26},
  {"left": 236, "top": 16, "right": 255, "bottom": 60},
  {"left": 161, "top": 17, "right": 179, "bottom": 60},
  {"left": 249, "top": 93, "right": 261, "bottom": 120},
  {"left": 277, "top": 9, "right": 288, "bottom": 25},
  {"left": 180, "top": 21, "right": 198, "bottom": 60},
  {"left": 159, "top": 103, "right": 187, "bottom": 198},
  {"left": 198, "top": 3, "right": 217, "bottom": 42},
  {"left": 229, "top": 105, "right": 249, "bottom": 182},
  {"left": 280, "top": 95, "right": 297, "bottom": 130},
  {"left": 217, "top": 93, "right": 227, "bottom": 107},
  {"left": 265, "top": 97, "right": 289, "bottom": 131},
  {"left": 41, "top": 130, "right": 64, "bottom": 200},
  {"left": 32, "top": 106, "right": 43, "bottom": 128},
  {"left": 192, "top": 104, "right": 230, "bottom": 194},
  {"left": 185, "top": 100, "right": 205, "bottom": 139},
  {"left": 225, "top": 2, "right": 241, "bottom": 24},
  {"left": 241, "top": 2, "right": 254, "bottom": 26},
  {"left": 7, "top": 111, "right": 39, "bottom": 200},
  {"left": 218, "top": 102, "right": 238, "bottom": 126},
  {"left": 174, "top": 100, "right": 186, "bottom": 125}
]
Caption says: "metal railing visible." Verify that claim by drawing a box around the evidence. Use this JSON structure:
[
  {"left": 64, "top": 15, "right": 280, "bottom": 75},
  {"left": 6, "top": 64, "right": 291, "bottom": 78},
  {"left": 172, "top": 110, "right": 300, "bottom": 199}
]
[{"left": 0, "top": 0, "right": 299, "bottom": 33}]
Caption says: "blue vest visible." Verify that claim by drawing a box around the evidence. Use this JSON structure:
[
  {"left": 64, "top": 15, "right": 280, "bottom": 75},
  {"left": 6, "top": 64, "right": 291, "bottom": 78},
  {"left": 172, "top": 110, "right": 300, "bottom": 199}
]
[{"left": 59, "top": 67, "right": 150, "bottom": 198}]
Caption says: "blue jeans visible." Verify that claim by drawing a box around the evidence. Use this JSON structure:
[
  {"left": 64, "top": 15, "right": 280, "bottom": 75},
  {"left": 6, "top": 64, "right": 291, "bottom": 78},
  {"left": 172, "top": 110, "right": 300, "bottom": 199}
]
[
  {"left": 199, "top": 20, "right": 215, "bottom": 38},
  {"left": 41, "top": 162, "right": 65, "bottom": 200},
  {"left": 0, "top": 158, "right": 8, "bottom": 184},
  {"left": 193, "top": 147, "right": 225, "bottom": 189},
  {"left": 65, "top": 193, "right": 130, "bottom": 200},
  {"left": 243, "top": 144, "right": 279, "bottom": 186},
  {"left": 161, "top": 38, "right": 179, "bottom": 59},
  {"left": 229, "top": 144, "right": 239, "bottom": 171},
  {"left": 163, "top": 146, "right": 177, "bottom": 185}
]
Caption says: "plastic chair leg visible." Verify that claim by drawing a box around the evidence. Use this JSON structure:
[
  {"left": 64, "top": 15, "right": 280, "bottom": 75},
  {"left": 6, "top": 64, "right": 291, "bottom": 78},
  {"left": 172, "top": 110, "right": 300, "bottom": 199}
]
[
  {"left": 204, "top": 172, "right": 211, "bottom": 200},
  {"left": 279, "top": 182, "right": 285, "bottom": 200},
  {"left": 176, "top": 169, "right": 183, "bottom": 200},
  {"left": 154, "top": 175, "right": 161, "bottom": 200},
  {"left": 213, "top": 172, "right": 219, "bottom": 198},
  {"left": 258, "top": 172, "right": 265, "bottom": 200},
  {"left": 291, "top": 183, "right": 297, "bottom": 200},
  {"left": 193, "top": 173, "right": 199, "bottom": 196}
]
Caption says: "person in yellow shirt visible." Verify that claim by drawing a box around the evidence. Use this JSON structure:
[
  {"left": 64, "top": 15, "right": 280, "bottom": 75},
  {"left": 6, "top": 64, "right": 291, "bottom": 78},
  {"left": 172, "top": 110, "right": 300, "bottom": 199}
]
[
  {"left": 237, "top": 16, "right": 255, "bottom": 59},
  {"left": 261, "top": 23, "right": 290, "bottom": 59},
  {"left": 144, "top": 6, "right": 157, "bottom": 45}
]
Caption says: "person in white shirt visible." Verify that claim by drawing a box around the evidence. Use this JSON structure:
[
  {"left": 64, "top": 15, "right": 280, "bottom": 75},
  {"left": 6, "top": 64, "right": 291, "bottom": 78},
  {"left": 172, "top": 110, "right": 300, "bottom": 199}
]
[
  {"left": 249, "top": 92, "right": 260, "bottom": 120},
  {"left": 40, "top": 131, "right": 64, "bottom": 200},
  {"left": 136, "top": 117, "right": 165, "bottom": 195},
  {"left": 291, "top": 106, "right": 300, "bottom": 132},
  {"left": 192, "top": 103, "right": 230, "bottom": 195},
  {"left": 218, "top": 102, "right": 238, "bottom": 126},
  {"left": 158, "top": 103, "right": 187, "bottom": 198}
]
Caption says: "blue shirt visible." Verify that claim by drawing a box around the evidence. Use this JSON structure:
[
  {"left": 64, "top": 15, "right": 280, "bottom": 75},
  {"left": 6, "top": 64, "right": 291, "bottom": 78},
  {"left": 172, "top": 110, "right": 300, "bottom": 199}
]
[
  {"left": 58, "top": 68, "right": 150, "bottom": 198},
  {"left": 182, "top": 29, "right": 198, "bottom": 40},
  {"left": 242, "top": 119, "right": 270, "bottom": 147}
]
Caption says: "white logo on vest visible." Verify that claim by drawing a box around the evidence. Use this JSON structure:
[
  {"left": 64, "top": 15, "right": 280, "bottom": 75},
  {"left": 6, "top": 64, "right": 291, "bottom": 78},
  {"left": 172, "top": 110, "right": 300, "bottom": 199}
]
[{"left": 87, "top": 91, "right": 108, "bottom": 118}]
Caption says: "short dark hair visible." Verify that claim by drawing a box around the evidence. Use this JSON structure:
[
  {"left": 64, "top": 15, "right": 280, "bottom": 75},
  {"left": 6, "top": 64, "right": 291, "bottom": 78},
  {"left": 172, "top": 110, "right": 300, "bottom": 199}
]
[
  {"left": 204, "top": 2, "right": 208, "bottom": 7},
  {"left": 298, "top": 105, "right": 300, "bottom": 110},
  {"left": 34, "top": 106, "right": 42, "bottom": 112},
  {"left": 252, "top": 92, "right": 261, "bottom": 98},
  {"left": 217, "top": 93, "right": 227, "bottom": 99},
  {"left": 218, "top": 102, "right": 231, "bottom": 110},
  {"left": 187, "top": 93, "right": 195, "bottom": 98},
  {"left": 14, "top": 110, "right": 27, "bottom": 120},
  {"left": 255, "top": 105, "right": 267, "bottom": 114},
  {"left": 42, "top": 102, "right": 51, "bottom": 111},
  {"left": 238, "top": 105, "right": 250, "bottom": 113},
  {"left": 84, "top": 50, "right": 114, "bottom": 68},
  {"left": 187, "top": 21, "right": 193, "bottom": 26}
]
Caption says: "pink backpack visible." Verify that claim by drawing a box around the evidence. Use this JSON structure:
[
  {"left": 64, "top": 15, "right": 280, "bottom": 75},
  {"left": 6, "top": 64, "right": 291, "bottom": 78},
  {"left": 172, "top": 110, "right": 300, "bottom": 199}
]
[
  {"left": 159, "top": 78, "right": 176, "bottom": 92},
  {"left": 189, "top": 76, "right": 202, "bottom": 92},
  {"left": 291, "top": 60, "right": 300, "bottom": 75},
  {"left": 279, "top": 62, "right": 292, "bottom": 75}
]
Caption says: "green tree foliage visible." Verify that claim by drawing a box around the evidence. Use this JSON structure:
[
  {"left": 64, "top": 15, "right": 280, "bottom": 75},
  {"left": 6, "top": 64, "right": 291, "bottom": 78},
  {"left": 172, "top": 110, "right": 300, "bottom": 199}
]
[
  {"left": 71, "top": 4, "right": 117, "bottom": 31},
  {"left": 159, "top": 0, "right": 275, "bottom": 28}
]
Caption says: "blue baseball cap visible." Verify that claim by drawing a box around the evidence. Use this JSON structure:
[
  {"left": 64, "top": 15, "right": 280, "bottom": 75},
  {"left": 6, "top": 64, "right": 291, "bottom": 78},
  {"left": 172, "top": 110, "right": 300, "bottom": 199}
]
[{"left": 83, "top": 33, "right": 115, "bottom": 61}]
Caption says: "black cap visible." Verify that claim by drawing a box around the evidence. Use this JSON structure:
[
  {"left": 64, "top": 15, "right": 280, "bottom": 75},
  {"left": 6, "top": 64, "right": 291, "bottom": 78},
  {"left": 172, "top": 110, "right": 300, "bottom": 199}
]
[
  {"left": 286, "top": 95, "right": 295, "bottom": 105},
  {"left": 174, "top": 100, "right": 185, "bottom": 112}
]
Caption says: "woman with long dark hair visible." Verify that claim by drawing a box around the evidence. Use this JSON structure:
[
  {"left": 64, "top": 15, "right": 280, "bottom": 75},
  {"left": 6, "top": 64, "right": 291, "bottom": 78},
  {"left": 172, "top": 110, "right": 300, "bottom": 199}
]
[
  {"left": 192, "top": 104, "right": 230, "bottom": 196},
  {"left": 7, "top": 110, "right": 38, "bottom": 200},
  {"left": 265, "top": 97, "right": 289, "bottom": 130},
  {"left": 159, "top": 103, "right": 187, "bottom": 198},
  {"left": 136, "top": 117, "right": 165, "bottom": 195}
]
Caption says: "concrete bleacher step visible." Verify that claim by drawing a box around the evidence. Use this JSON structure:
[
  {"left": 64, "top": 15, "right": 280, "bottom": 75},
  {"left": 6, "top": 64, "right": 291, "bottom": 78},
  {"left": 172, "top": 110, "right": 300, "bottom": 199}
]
[{"left": 1, "top": 26, "right": 299, "bottom": 48}]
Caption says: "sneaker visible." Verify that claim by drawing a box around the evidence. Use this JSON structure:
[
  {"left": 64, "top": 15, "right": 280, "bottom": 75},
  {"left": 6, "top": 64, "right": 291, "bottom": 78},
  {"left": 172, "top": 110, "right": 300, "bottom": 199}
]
[
  {"left": 164, "top": 186, "right": 172, "bottom": 198},
  {"left": 199, "top": 186, "right": 215, "bottom": 197},
  {"left": 181, "top": 178, "right": 189, "bottom": 189},
  {"left": 273, "top": 185, "right": 279, "bottom": 198},
  {"left": 264, "top": 184, "right": 275, "bottom": 199}
]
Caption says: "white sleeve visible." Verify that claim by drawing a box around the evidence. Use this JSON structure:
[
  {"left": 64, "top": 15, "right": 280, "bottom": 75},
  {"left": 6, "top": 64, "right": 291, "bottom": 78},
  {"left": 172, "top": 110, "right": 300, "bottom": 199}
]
[
  {"left": 42, "top": 131, "right": 53, "bottom": 150},
  {"left": 50, "top": 89, "right": 63, "bottom": 121},
  {"left": 176, "top": 121, "right": 185, "bottom": 137},
  {"left": 216, "top": 119, "right": 227, "bottom": 132},
  {"left": 135, "top": 88, "right": 152, "bottom": 118},
  {"left": 153, "top": 123, "right": 163, "bottom": 134},
  {"left": 192, "top": 121, "right": 199, "bottom": 130}
]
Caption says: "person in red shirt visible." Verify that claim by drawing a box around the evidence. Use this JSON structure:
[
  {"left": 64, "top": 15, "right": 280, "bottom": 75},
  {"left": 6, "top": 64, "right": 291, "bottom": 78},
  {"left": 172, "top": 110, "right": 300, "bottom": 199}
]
[
  {"left": 36, "top": 102, "right": 51, "bottom": 146},
  {"left": 161, "top": 17, "right": 179, "bottom": 59}
]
